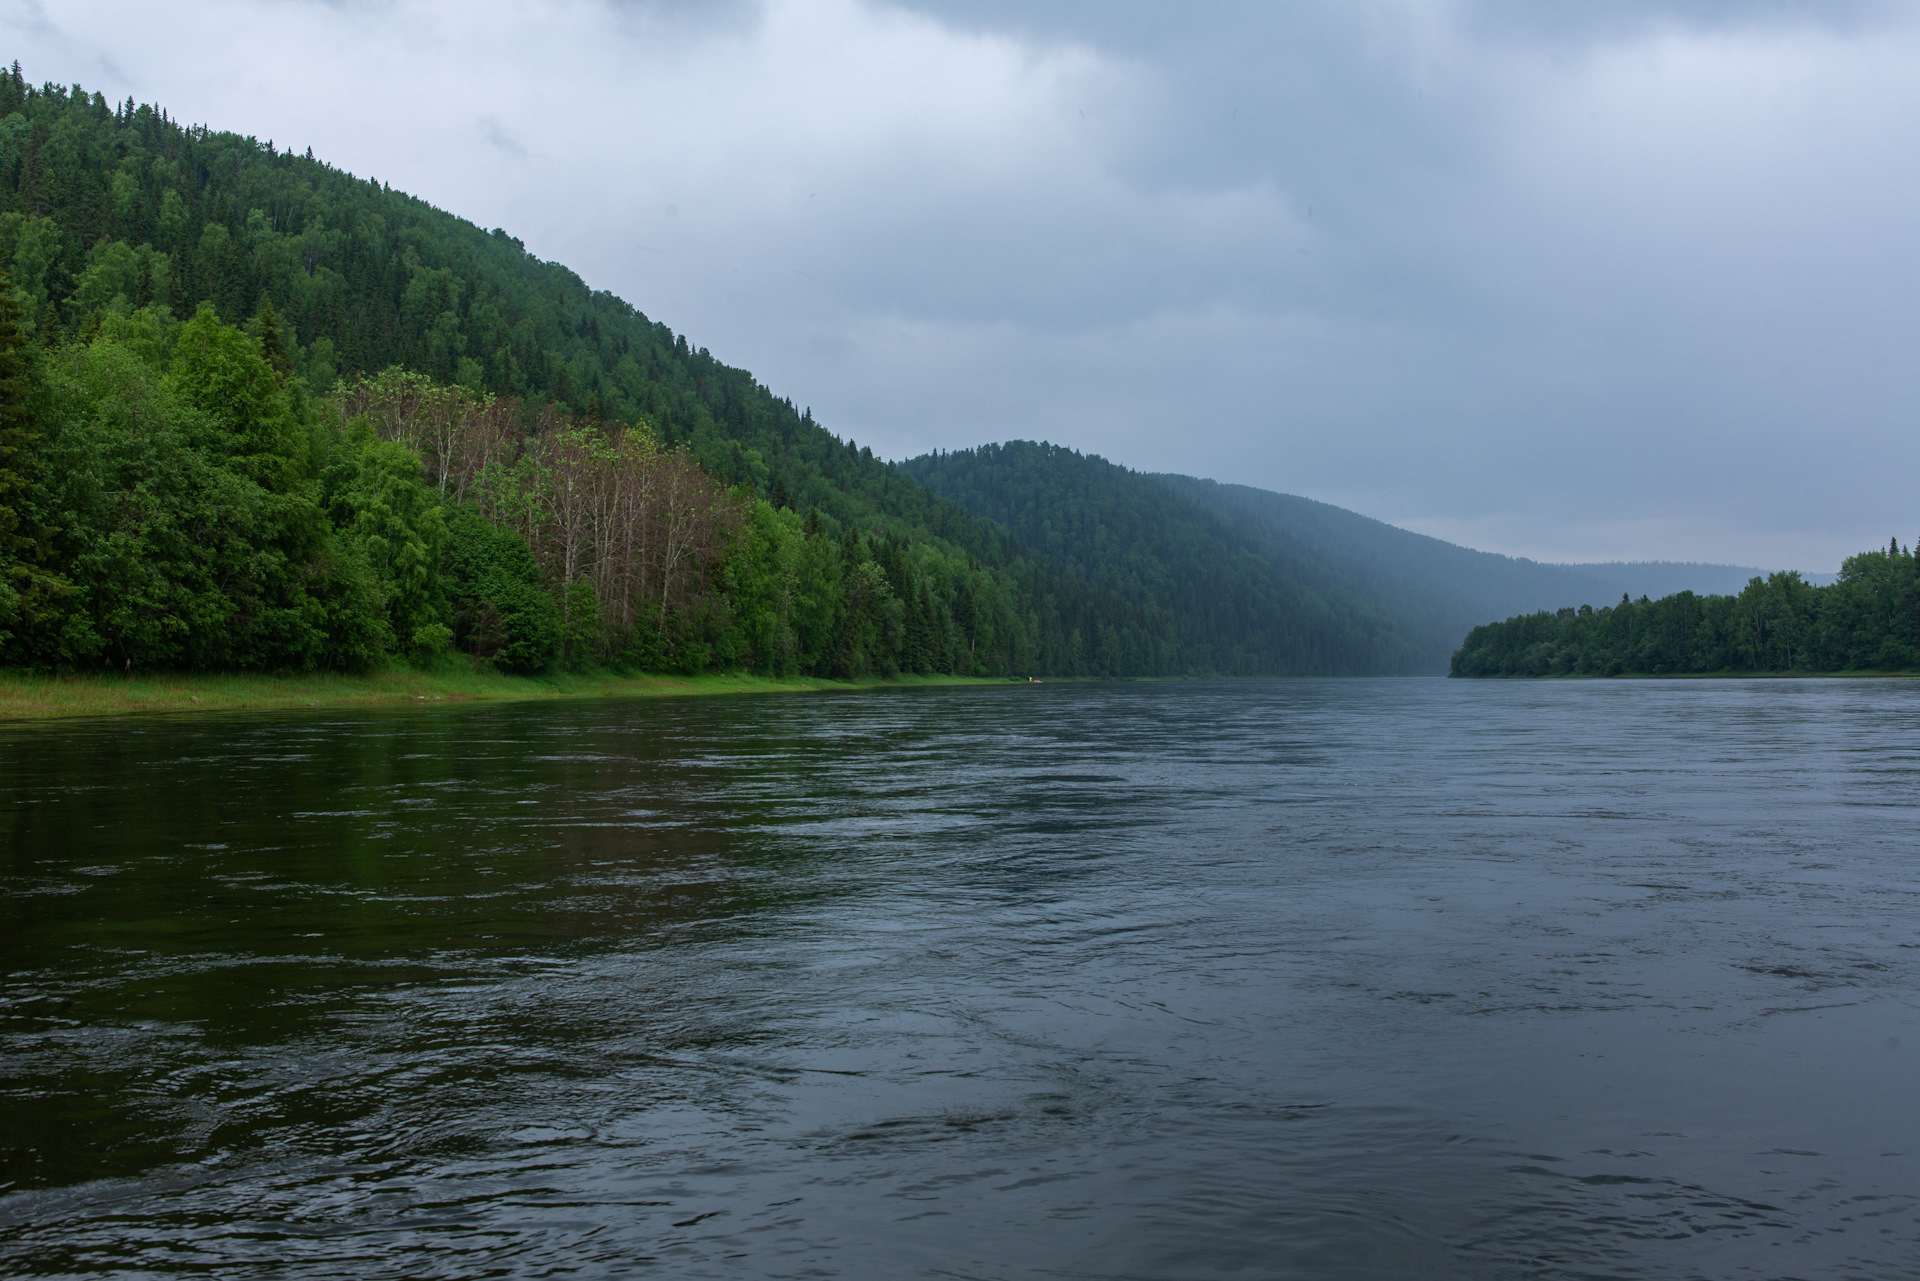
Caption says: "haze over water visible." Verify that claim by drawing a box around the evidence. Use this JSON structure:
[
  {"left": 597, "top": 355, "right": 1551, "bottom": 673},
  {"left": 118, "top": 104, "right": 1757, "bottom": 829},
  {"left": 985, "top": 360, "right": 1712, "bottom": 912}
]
[{"left": 3, "top": 680, "right": 1917, "bottom": 1278}]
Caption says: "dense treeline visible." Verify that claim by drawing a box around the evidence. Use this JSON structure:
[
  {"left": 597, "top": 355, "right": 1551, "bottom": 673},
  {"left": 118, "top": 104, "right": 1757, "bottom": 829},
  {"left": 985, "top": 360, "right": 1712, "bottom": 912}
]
[
  {"left": 905, "top": 442, "right": 1425, "bottom": 675},
  {"left": 0, "top": 65, "right": 1173, "bottom": 678},
  {"left": 1450, "top": 548, "right": 1920, "bottom": 676},
  {"left": 0, "top": 298, "right": 1043, "bottom": 676}
]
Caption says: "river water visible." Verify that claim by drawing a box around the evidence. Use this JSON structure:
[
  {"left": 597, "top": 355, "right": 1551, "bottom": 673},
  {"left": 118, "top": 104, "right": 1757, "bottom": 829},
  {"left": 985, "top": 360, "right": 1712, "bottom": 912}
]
[{"left": 1, "top": 679, "right": 1917, "bottom": 1279}]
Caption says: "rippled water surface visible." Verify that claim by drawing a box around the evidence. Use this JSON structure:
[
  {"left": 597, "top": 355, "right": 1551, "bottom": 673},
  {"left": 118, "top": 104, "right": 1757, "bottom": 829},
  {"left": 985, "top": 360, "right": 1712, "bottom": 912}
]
[{"left": 3, "top": 679, "right": 1919, "bottom": 1278}]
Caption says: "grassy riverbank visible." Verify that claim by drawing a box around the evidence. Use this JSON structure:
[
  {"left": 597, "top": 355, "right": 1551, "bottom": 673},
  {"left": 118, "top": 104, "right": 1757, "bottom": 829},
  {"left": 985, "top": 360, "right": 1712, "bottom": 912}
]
[{"left": 0, "top": 669, "right": 1020, "bottom": 722}]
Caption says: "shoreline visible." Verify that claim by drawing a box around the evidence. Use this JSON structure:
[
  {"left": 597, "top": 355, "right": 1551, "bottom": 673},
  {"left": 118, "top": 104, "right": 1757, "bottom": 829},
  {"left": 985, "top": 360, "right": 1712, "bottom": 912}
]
[
  {"left": 0, "top": 669, "right": 1025, "bottom": 724},
  {"left": 17, "top": 666, "right": 1906, "bottom": 721},
  {"left": 1450, "top": 670, "right": 1920, "bottom": 681}
]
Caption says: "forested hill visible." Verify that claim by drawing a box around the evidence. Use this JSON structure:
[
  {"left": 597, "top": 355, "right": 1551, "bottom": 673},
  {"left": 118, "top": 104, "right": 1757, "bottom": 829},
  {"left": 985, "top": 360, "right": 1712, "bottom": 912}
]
[
  {"left": 1154, "top": 475, "right": 1624, "bottom": 670},
  {"left": 0, "top": 65, "right": 1430, "bottom": 679},
  {"left": 900, "top": 443, "right": 1423, "bottom": 673},
  {"left": 0, "top": 67, "right": 1171, "bottom": 679},
  {"left": 1149, "top": 479, "right": 1799, "bottom": 659},
  {"left": 1158, "top": 487, "right": 1833, "bottom": 608},
  {"left": 902, "top": 443, "right": 1759, "bottom": 674},
  {"left": 0, "top": 67, "right": 968, "bottom": 539}
]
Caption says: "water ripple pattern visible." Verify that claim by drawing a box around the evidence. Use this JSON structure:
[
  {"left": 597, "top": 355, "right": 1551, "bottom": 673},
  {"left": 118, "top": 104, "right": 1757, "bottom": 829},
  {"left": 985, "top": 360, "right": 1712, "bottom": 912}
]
[{"left": 2, "top": 679, "right": 1918, "bottom": 1278}]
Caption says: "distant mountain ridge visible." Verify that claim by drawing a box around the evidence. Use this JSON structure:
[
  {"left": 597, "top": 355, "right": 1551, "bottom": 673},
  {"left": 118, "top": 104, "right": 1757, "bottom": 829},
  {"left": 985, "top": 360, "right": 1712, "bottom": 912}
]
[
  {"left": 907, "top": 445, "right": 1844, "bottom": 675},
  {"left": 1170, "top": 481, "right": 1839, "bottom": 616},
  {"left": 1557, "top": 562, "right": 1836, "bottom": 599}
]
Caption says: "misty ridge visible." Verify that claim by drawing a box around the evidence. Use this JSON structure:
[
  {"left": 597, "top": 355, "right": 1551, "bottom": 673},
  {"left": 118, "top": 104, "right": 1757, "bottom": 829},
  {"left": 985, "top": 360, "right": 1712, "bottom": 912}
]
[{"left": 1554, "top": 562, "right": 1836, "bottom": 599}]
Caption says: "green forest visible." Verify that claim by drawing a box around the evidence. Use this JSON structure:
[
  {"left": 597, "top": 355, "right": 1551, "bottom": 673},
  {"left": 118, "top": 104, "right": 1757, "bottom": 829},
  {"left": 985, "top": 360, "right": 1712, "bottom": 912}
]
[
  {"left": 0, "top": 67, "right": 1177, "bottom": 680},
  {"left": 1450, "top": 546, "right": 1920, "bottom": 676},
  {"left": 902, "top": 442, "right": 1418, "bottom": 675}
]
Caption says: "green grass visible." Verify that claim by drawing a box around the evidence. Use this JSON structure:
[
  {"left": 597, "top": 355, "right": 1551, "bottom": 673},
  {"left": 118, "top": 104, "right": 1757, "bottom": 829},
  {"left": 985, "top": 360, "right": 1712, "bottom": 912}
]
[{"left": 0, "top": 667, "right": 1020, "bottom": 722}]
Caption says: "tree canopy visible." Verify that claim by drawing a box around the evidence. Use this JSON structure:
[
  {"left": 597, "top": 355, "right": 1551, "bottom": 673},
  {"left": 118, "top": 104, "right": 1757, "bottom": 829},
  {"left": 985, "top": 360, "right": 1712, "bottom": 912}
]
[
  {"left": 1451, "top": 545, "right": 1920, "bottom": 677},
  {"left": 0, "top": 66, "right": 1093, "bottom": 678}
]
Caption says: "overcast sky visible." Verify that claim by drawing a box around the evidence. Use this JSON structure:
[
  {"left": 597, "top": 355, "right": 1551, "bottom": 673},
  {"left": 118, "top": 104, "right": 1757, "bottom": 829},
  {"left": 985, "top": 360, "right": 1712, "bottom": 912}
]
[{"left": 8, "top": 0, "right": 1918, "bottom": 568}]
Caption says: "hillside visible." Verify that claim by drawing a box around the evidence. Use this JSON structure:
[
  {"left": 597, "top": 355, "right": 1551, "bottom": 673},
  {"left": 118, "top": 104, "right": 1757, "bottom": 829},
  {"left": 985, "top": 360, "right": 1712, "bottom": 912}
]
[
  {"left": 1155, "top": 474, "right": 1621, "bottom": 670},
  {"left": 0, "top": 70, "right": 987, "bottom": 542},
  {"left": 902, "top": 444, "right": 1796, "bottom": 674},
  {"left": 899, "top": 444, "right": 1423, "bottom": 673},
  {"left": 1159, "top": 481, "right": 1838, "bottom": 658},
  {"left": 0, "top": 67, "right": 1159, "bottom": 678}
]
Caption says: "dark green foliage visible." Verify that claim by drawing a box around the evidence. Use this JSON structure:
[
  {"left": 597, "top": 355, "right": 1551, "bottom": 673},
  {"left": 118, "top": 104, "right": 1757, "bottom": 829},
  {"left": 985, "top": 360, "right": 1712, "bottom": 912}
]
[
  {"left": 0, "top": 67, "right": 976, "bottom": 541},
  {"left": 0, "top": 263, "right": 68, "bottom": 645},
  {"left": 168, "top": 304, "right": 307, "bottom": 493},
  {"left": 559, "top": 579, "right": 600, "bottom": 671},
  {"left": 904, "top": 442, "right": 1416, "bottom": 675},
  {"left": 319, "top": 419, "right": 445, "bottom": 654},
  {"left": 908, "top": 445, "right": 1810, "bottom": 677},
  {"left": 1452, "top": 547, "right": 1920, "bottom": 676},
  {"left": 0, "top": 271, "right": 26, "bottom": 543},
  {"left": 311, "top": 540, "right": 394, "bottom": 674},
  {"left": 442, "top": 505, "right": 558, "bottom": 674},
  {"left": 8, "top": 313, "right": 339, "bottom": 670}
]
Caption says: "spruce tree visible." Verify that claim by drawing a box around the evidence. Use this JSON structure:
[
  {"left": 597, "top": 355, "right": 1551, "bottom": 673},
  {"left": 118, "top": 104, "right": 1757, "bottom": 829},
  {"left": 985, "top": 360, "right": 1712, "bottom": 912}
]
[
  {"left": 251, "top": 296, "right": 291, "bottom": 375},
  {"left": 22, "top": 123, "right": 45, "bottom": 217}
]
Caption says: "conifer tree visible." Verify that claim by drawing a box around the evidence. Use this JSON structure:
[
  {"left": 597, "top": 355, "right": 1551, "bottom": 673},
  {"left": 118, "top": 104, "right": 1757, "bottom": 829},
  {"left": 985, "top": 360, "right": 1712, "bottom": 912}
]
[
  {"left": 251, "top": 296, "right": 290, "bottom": 375},
  {"left": 21, "top": 123, "right": 45, "bottom": 217}
]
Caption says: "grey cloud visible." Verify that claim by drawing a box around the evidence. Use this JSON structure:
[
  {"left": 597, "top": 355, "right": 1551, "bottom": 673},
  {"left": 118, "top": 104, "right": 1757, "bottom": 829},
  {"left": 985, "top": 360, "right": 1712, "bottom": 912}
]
[
  {"left": 478, "top": 116, "right": 525, "bottom": 157},
  {"left": 844, "top": 0, "right": 1920, "bottom": 567},
  {"left": 1457, "top": 0, "right": 1902, "bottom": 43}
]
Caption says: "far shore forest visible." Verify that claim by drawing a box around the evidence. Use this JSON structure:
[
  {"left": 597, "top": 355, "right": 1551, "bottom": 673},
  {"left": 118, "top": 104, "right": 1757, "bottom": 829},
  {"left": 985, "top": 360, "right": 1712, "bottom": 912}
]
[
  {"left": 1451, "top": 554, "right": 1920, "bottom": 678},
  {"left": 0, "top": 66, "right": 1910, "bottom": 685}
]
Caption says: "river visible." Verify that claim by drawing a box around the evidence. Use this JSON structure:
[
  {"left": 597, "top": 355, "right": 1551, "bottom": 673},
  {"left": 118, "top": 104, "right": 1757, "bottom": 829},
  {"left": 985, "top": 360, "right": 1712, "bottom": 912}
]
[{"left": 2, "top": 679, "right": 1916, "bottom": 1278}]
